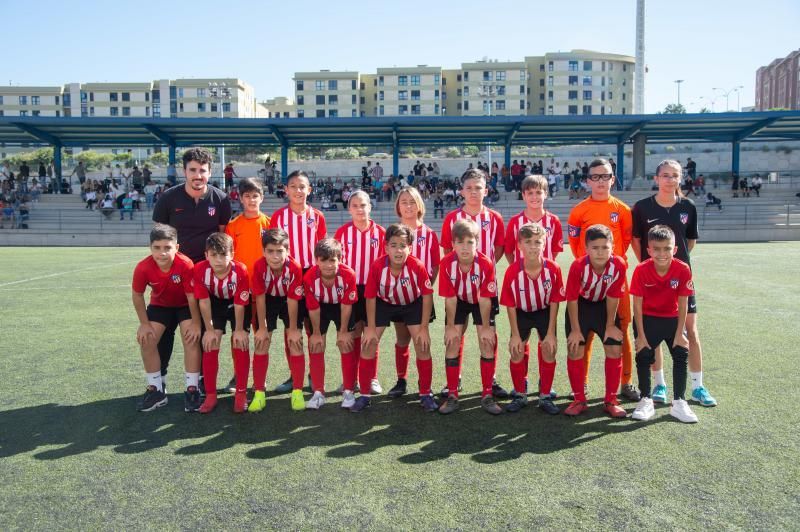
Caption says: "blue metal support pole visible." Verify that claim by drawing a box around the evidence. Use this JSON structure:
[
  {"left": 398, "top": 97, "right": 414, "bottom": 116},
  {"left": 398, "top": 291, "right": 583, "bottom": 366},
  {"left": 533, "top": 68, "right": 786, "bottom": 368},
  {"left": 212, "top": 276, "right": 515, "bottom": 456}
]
[
  {"left": 168, "top": 144, "right": 176, "bottom": 165},
  {"left": 731, "top": 140, "right": 740, "bottom": 177},
  {"left": 53, "top": 144, "right": 62, "bottom": 193},
  {"left": 504, "top": 143, "right": 511, "bottom": 170},
  {"left": 616, "top": 141, "right": 625, "bottom": 190},
  {"left": 392, "top": 140, "right": 400, "bottom": 177},
  {"left": 280, "top": 144, "right": 288, "bottom": 183}
]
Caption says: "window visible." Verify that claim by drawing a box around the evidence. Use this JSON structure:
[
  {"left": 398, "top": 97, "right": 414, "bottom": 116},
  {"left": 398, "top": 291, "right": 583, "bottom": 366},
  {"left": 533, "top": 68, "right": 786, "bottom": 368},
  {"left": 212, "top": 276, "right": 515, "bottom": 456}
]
[
  {"left": 601, "top": 91, "right": 605, "bottom": 101},
  {"left": 19, "top": 95, "right": 27, "bottom": 105},
  {"left": 569, "top": 75, "right": 578, "bottom": 86},
  {"left": 622, "top": 93, "right": 626, "bottom": 101},
  {"left": 398, "top": 90, "right": 408, "bottom": 100},
  {"left": 601, "top": 76, "right": 606, "bottom": 87},
  {"left": 179, "top": 103, "right": 184, "bottom": 112},
  {"left": 539, "top": 64, "right": 545, "bottom": 72},
  {"left": 623, "top": 63, "right": 627, "bottom": 72},
  {"left": 496, "top": 71, "right": 506, "bottom": 81},
  {"left": 297, "top": 95, "right": 304, "bottom": 105},
  {"left": 463, "top": 72, "right": 469, "bottom": 81},
  {"left": 457, "top": 74, "right": 462, "bottom": 82},
  {"left": 457, "top": 103, "right": 462, "bottom": 111},
  {"left": 463, "top": 86, "right": 469, "bottom": 97},
  {"left": 398, "top": 75, "right": 408, "bottom": 86},
  {"left": 153, "top": 103, "right": 161, "bottom": 117},
  {"left": 81, "top": 91, "right": 88, "bottom": 103},
  {"left": 410, "top": 75, "right": 420, "bottom": 85},
  {"left": 609, "top": 76, "right": 614, "bottom": 86},
  {"left": 32, "top": 110, "right": 41, "bottom": 116},
  {"left": 539, "top": 107, "right": 545, "bottom": 115},
  {"left": 496, "top": 86, "right": 506, "bottom": 96},
  {"left": 609, "top": 91, "right": 613, "bottom": 99},
  {"left": 548, "top": 61, "right": 554, "bottom": 71},
  {"left": 195, "top": 88, "right": 205, "bottom": 98},
  {"left": 31, "top": 95, "right": 40, "bottom": 105},
  {"left": 622, "top": 78, "right": 627, "bottom": 86},
  {"left": 328, "top": 109, "right": 338, "bottom": 117},
  {"left": 568, "top": 90, "right": 578, "bottom": 100},
  {"left": 434, "top": 89, "right": 440, "bottom": 101},
  {"left": 379, "top": 105, "right": 384, "bottom": 115},
  {"left": 178, "top": 87, "right": 184, "bottom": 98},
  {"left": 316, "top": 109, "right": 325, "bottom": 117},
  {"left": 379, "top": 91, "right": 384, "bottom": 101},
  {"left": 568, "top": 105, "right": 578, "bottom": 115},
  {"left": 145, "top": 92, "right": 149, "bottom": 102},
  {"left": 434, "top": 74, "right": 440, "bottom": 85},
  {"left": 399, "top": 104, "right": 408, "bottom": 115},
  {"left": 622, "top": 108, "right": 626, "bottom": 115},
  {"left": 435, "top": 104, "right": 440, "bottom": 114},
  {"left": 316, "top": 95, "right": 325, "bottom": 105},
  {"left": 360, "top": 96, "right": 365, "bottom": 104},
  {"left": 81, "top": 104, "right": 88, "bottom": 117},
  {"left": 547, "top": 105, "right": 553, "bottom": 115},
  {"left": 351, "top": 94, "right": 356, "bottom": 104},
  {"left": 222, "top": 102, "right": 230, "bottom": 113},
  {"left": 328, "top": 95, "right": 338, "bottom": 105},
  {"left": 583, "top": 61, "right": 592, "bottom": 71},
  {"left": 110, "top": 107, "right": 119, "bottom": 116},
  {"left": 122, "top": 106, "right": 131, "bottom": 116},
  {"left": 411, "top": 90, "right": 420, "bottom": 100},
  {"left": 328, "top": 80, "right": 338, "bottom": 90},
  {"left": 169, "top": 86, "right": 177, "bottom": 99},
  {"left": 548, "top": 76, "right": 553, "bottom": 86},
  {"left": 297, "top": 110, "right": 304, "bottom": 118},
  {"left": 569, "top": 60, "right": 578, "bottom": 71},
  {"left": 351, "top": 109, "right": 357, "bottom": 117},
  {"left": 197, "top": 102, "right": 205, "bottom": 112},
  {"left": 483, "top": 71, "right": 493, "bottom": 81},
  {"left": 583, "top": 90, "right": 592, "bottom": 100},
  {"left": 110, "top": 92, "right": 119, "bottom": 102},
  {"left": 583, "top": 105, "right": 592, "bottom": 115},
  {"left": 55, "top": 110, "right": 60, "bottom": 117},
  {"left": 315, "top": 80, "right": 324, "bottom": 91},
  {"left": 520, "top": 84, "right": 525, "bottom": 94},
  {"left": 609, "top": 62, "right": 614, "bottom": 71},
  {"left": 520, "top": 100, "right": 526, "bottom": 110},
  {"left": 539, "top": 78, "right": 544, "bottom": 87},
  {"left": 548, "top": 90, "right": 553, "bottom": 100},
  {"left": 601, "top": 106, "right": 605, "bottom": 115},
  {"left": 379, "top": 76, "right": 384, "bottom": 86},
  {"left": 457, "top": 88, "right": 462, "bottom": 97},
  {"left": 296, "top": 80, "right": 304, "bottom": 91},
  {"left": 583, "top": 76, "right": 592, "bottom": 86},
  {"left": 495, "top": 100, "right": 505, "bottom": 110},
  {"left": 352, "top": 79, "right": 357, "bottom": 90},
  {"left": 539, "top": 93, "right": 544, "bottom": 101},
  {"left": 19, "top": 110, "right": 28, "bottom": 116},
  {"left": 0, "top": 96, "right": 3, "bottom": 104},
  {"left": 411, "top": 104, "right": 420, "bottom": 115}
]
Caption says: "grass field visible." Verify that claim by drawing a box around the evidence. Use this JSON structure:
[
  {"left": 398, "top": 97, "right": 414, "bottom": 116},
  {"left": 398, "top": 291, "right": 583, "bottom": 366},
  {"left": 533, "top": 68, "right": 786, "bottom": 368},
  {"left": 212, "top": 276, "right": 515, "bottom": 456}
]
[{"left": 1, "top": 243, "right": 799, "bottom": 530}]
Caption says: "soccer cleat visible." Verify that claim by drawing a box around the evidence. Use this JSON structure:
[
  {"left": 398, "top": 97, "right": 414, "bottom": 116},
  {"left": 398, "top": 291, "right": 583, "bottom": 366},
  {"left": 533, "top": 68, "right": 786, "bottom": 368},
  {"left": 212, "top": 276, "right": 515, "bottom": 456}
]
[
  {"left": 233, "top": 391, "right": 248, "bottom": 413},
  {"left": 538, "top": 396, "right": 560, "bottom": 415},
  {"left": 620, "top": 383, "right": 641, "bottom": 402},
  {"left": 631, "top": 397, "right": 655, "bottom": 421},
  {"left": 224, "top": 376, "right": 237, "bottom": 394},
  {"left": 691, "top": 386, "right": 718, "bottom": 407},
  {"left": 341, "top": 390, "right": 356, "bottom": 409},
  {"left": 387, "top": 379, "right": 407, "bottom": 398},
  {"left": 564, "top": 400, "right": 589, "bottom": 416},
  {"left": 370, "top": 378, "right": 383, "bottom": 395},
  {"left": 248, "top": 391, "right": 267, "bottom": 413},
  {"left": 184, "top": 386, "right": 202, "bottom": 413},
  {"left": 537, "top": 379, "right": 557, "bottom": 399},
  {"left": 137, "top": 386, "right": 167, "bottom": 412},
  {"left": 290, "top": 389, "right": 305, "bottom": 411},
  {"left": 349, "top": 395, "right": 371, "bottom": 413},
  {"left": 274, "top": 377, "right": 293, "bottom": 394},
  {"left": 439, "top": 378, "right": 463, "bottom": 399},
  {"left": 420, "top": 394, "right": 439, "bottom": 413},
  {"left": 481, "top": 395, "right": 503, "bottom": 415},
  {"left": 603, "top": 399, "right": 627, "bottom": 418},
  {"left": 569, "top": 383, "right": 589, "bottom": 400},
  {"left": 336, "top": 382, "right": 361, "bottom": 393},
  {"left": 652, "top": 384, "right": 669, "bottom": 404},
  {"left": 670, "top": 399, "right": 699, "bottom": 423},
  {"left": 306, "top": 391, "right": 326, "bottom": 410},
  {"left": 438, "top": 395, "right": 460, "bottom": 415},
  {"left": 198, "top": 394, "right": 218, "bottom": 414},
  {"left": 505, "top": 392, "right": 528, "bottom": 413},
  {"left": 492, "top": 379, "right": 510, "bottom": 399}
]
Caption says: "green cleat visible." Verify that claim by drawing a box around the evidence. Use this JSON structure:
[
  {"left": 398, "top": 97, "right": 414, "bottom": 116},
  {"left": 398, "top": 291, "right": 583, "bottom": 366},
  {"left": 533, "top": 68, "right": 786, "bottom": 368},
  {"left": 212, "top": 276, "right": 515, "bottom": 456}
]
[
  {"left": 248, "top": 390, "right": 267, "bottom": 413},
  {"left": 290, "top": 389, "right": 305, "bottom": 411}
]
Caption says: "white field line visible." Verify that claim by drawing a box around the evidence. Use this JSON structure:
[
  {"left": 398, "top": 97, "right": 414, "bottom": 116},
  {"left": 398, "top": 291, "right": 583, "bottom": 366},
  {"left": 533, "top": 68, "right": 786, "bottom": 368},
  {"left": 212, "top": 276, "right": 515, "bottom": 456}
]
[
  {"left": 0, "top": 261, "right": 134, "bottom": 288},
  {"left": 0, "top": 284, "right": 130, "bottom": 291}
]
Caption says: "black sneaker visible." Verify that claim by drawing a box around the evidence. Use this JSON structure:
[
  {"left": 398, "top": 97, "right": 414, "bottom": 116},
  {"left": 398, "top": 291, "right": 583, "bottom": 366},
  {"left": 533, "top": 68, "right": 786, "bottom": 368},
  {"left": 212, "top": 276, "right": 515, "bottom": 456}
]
[
  {"left": 223, "top": 376, "right": 237, "bottom": 394},
  {"left": 184, "top": 386, "right": 202, "bottom": 412},
  {"left": 388, "top": 378, "right": 407, "bottom": 398},
  {"left": 505, "top": 392, "right": 528, "bottom": 413},
  {"left": 439, "top": 378, "right": 463, "bottom": 398},
  {"left": 137, "top": 385, "right": 167, "bottom": 412},
  {"left": 538, "top": 396, "right": 560, "bottom": 415},
  {"left": 492, "top": 379, "right": 510, "bottom": 399}
]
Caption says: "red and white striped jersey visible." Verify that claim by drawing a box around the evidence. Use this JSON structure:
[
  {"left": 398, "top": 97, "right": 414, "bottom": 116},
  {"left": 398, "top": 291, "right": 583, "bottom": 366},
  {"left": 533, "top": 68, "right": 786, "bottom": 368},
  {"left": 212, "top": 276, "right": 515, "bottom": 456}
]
[
  {"left": 504, "top": 210, "right": 564, "bottom": 262},
  {"left": 410, "top": 224, "right": 441, "bottom": 278},
  {"left": 365, "top": 255, "right": 433, "bottom": 306},
  {"left": 438, "top": 251, "right": 497, "bottom": 304},
  {"left": 440, "top": 207, "right": 505, "bottom": 263},
  {"left": 250, "top": 256, "right": 304, "bottom": 300},
  {"left": 193, "top": 260, "right": 250, "bottom": 305},
  {"left": 303, "top": 263, "right": 358, "bottom": 310},
  {"left": 565, "top": 255, "right": 627, "bottom": 303},
  {"left": 269, "top": 205, "right": 327, "bottom": 269},
  {"left": 500, "top": 258, "right": 565, "bottom": 312},
  {"left": 334, "top": 220, "right": 386, "bottom": 285}
]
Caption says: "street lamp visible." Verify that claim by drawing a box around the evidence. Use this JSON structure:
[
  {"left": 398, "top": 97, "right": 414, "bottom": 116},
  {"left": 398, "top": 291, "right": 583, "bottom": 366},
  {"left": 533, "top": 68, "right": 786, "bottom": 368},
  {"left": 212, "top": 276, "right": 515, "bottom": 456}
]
[
  {"left": 699, "top": 95, "right": 722, "bottom": 113},
  {"left": 712, "top": 85, "right": 744, "bottom": 112},
  {"left": 209, "top": 82, "right": 232, "bottom": 187},
  {"left": 673, "top": 79, "right": 684, "bottom": 105},
  {"left": 477, "top": 81, "right": 497, "bottom": 171}
]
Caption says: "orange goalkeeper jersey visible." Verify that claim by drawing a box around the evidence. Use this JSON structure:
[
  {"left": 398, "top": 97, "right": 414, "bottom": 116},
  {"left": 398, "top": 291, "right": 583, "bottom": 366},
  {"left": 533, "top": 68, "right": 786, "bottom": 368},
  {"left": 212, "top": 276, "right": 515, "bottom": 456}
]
[
  {"left": 225, "top": 212, "right": 271, "bottom": 282},
  {"left": 567, "top": 195, "right": 632, "bottom": 260}
]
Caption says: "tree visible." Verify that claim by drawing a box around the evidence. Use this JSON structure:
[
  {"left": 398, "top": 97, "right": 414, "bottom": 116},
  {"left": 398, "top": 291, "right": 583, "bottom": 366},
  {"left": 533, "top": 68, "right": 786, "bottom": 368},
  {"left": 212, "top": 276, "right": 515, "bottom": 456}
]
[
  {"left": 660, "top": 103, "right": 687, "bottom": 114},
  {"left": 463, "top": 145, "right": 480, "bottom": 157},
  {"left": 699, "top": 107, "right": 712, "bottom": 114},
  {"left": 147, "top": 152, "right": 169, "bottom": 166},
  {"left": 74, "top": 150, "right": 114, "bottom": 170}
]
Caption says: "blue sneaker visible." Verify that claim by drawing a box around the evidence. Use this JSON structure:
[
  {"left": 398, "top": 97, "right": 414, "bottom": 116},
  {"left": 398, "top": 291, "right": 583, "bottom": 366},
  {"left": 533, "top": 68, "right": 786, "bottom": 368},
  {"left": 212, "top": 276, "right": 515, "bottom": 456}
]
[
  {"left": 349, "top": 396, "right": 371, "bottom": 413},
  {"left": 274, "top": 377, "right": 293, "bottom": 394},
  {"left": 691, "top": 386, "right": 717, "bottom": 407},
  {"left": 652, "top": 384, "right": 668, "bottom": 404},
  {"left": 420, "top": 394, "right": 439, "bottom": 412}
]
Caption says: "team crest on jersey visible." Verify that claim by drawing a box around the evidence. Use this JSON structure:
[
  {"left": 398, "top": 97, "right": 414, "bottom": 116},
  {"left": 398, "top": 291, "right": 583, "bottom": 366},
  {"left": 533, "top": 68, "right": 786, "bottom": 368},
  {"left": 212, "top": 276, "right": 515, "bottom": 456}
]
[
  {"left": 568, "top": 225, "right": 580, "bottom": 238},
  {"left": 240, "top": 291, "right": 250, "bottom": 302},
  {"left": 602, "top": 274, "right": 613, "bottom": 282},
  {"left": 208, "top": 206, "right": 216, "bottom": 217},
  {"left": 294, "top": 286, "right": 303, "bottom": 296},
  {"left": 687, "top": 280, "right": 694, "bottom": 291},
  {"left": 171, "top": 274, "right": 181, "bottom": 284},
  {"left": 281, "top": 277, "right": 290, "bottom": 285},
  {"left": 227, "top": 282, "right": 236, "bottom": 292},
  {"left": 417, "top": 236, "right": 426, "bottom": 246},
  {"left": 370, "top": 237, "right": 379, "bottom": 247},
  {"left": 670, "top": 279, "right": 679, "bottom": 289},
  {"left": 481, "top": 219, "right": 491, "bottom": 229},
  {"left": 543, "top": 280, "right": 552, "bottom": 290},
  {"left": 610, "top": 212, "right": 619, "bottom": 223},
  {"left": 306, "top": 216, "right": 315, "bottom": 226},
  {"left": 336, "top": 287, "right": 344, "bottom": 296},
  {"left": 424, "top": 279, "right": 432, "bottom": 290},
  {"left": 470, "top": 274, "right": 480, "bottom": 283},
  {"left": 488, "top": 281, "right": 497, "bottom": 293},
  {"left": 399, "top": 277, "right": 410, "bottom": 287},
  {"left": 680, "top": 213, "right": 689, "bottom": 225},
  {"left": 545, "top": 226, "right": 552, "bottom": 234}
]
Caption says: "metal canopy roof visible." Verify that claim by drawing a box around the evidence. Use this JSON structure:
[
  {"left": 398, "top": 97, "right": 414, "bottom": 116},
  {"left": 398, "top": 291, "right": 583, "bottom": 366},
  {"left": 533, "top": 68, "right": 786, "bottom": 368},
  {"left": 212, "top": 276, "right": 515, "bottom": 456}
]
[{"left": 2, "top": 111, "right": 800, "bottom": 148}]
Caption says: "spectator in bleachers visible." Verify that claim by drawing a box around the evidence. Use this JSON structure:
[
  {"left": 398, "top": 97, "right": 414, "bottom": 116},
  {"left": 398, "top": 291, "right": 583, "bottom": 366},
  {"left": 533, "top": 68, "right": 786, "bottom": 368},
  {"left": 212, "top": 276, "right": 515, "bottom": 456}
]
[
  {"left": 695, "top": 174, "right": 706, "bottom": 194},
  {"left": 144, "top": 180, "right": 157, "bottom": 210},
  {"left": 100, "top": 194, "right": 115, "bottom": 219},
  {"left": 1, "top": 201, "right": 14, "bottom": 228},
  {"left": 705, "top": 192, "right": 722, "bottom": 210},
  {"left": 751, "top": 174, "right": 763, "bottom": 197},
  {"left": 85, "top": 190, "right": 97, "bottom": 210},
  {"left": 120, "top": 193, "right": 134, "bottom": 220},
  {"left": 739, "top": 176, "right": 750, "bottom": 198},
  {"left": 731, "top": 173, "right": 740, "bottom": 198},
  {"left": 17, "top": 200, "right": 30, "bottom": 229}
]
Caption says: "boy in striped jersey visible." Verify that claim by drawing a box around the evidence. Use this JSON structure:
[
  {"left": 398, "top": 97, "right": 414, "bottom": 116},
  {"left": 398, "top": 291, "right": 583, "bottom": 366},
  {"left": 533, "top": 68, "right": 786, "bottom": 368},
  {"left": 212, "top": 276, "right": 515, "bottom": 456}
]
[
  {"left": 251, "top": 229, "right": 306, "bottom": 411},
  {"left": 194, "top": 233, "right": 251, "bottom": 414},
  {"left": 500, "top": 223, "right": 565, "bottom": 415},
  {"left": 564, "top": 224, "right": 627, "bottom": 418},
  {"left": 438, "top": 220, "right": 501, "bottom": 415},
  {"left": 334, "top": 191, "right": 385, "bottom": 396},
  {"left": 304, "top": 239, "right": 359, "bottom": 410},
  {"left": 355, "top": 224, "right": 436, "bottom": 413}
]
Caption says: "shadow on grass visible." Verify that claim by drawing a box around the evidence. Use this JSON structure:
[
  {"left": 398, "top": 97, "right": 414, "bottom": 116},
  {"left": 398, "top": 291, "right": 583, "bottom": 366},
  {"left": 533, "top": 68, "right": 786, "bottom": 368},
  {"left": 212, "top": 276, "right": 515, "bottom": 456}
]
[{"left": 0, "top": 389, "right": 671, "bottom": 464}]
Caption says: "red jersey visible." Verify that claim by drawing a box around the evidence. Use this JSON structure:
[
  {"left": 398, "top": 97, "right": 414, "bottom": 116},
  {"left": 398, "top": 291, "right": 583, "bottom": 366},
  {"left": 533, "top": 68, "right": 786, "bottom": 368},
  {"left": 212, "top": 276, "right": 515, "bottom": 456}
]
[
  {"left": 334, "top": 220, "right": 386, "bottom": 285},
  {"left": 438, "top": 251, "right": 497, "bottom": 304},
  {"left": 193, "top": 260, "right": 250, "bottom": 306},
  {"left": 500, "top": 258, "right": 565, "bottom": 313},
  {"left": 132, "top": 252, "right": 194, "bottom": 307},
  {"left": 411, "top": 224, "right": 441, "bottom": 278},
  {"left": 364, "top": 255, "right": 433, "bottom": 306},
  {"left": 250, "top": 256, "right": 304, "bottom": 300},
  {"left": 504, "top": 210, "right": 563, "bottom": 262},
  {"left": 269, "top": 205, "right": 327, "bottom": 269},
  {"left": 440, "top": 207, "right": 505, "bottom": 263},
  {"left": 303, "top": 263, "right": 358, "bottom": 310},
  {"left": 630, "top": 258, "right": 694, "bottom": 318},
  {"left": 565, "top": 255, "right": 627, "bottom": 303}
]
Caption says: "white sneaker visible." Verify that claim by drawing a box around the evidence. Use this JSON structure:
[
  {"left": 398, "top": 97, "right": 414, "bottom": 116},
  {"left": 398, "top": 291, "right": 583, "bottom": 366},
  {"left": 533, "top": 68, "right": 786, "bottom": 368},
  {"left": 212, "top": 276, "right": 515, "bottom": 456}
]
[
  {"left": 670, "top": 399, "right": 698, "bottom": 423},
  {"left": 306, "top": 391, "right": 326, "bottom": 410},
  {"left": 341, "top": 390, "right": 356, "bottom": 409},
  {"left": 370, "top": 378, "right": 383, "bottom": 395},
  {"left": 631, "top": 397, "right": 655, "bottom": 421}
]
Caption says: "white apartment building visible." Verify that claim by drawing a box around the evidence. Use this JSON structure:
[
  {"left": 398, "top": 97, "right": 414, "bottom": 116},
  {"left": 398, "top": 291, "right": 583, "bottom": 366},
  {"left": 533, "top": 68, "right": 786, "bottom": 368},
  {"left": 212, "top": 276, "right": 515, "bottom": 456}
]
[
  {"left": 374, "top": 66, "right": 443, "bottom": 116},
  {"left": 293, "top": 71, "right": 360, "bottom": 118}
]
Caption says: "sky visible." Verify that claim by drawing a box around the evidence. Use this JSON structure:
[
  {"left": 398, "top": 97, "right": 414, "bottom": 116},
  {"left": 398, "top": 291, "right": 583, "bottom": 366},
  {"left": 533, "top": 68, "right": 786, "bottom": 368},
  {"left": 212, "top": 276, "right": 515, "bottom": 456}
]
[{"left": 3, "top": 0, "right": 798, "bottom": 114}]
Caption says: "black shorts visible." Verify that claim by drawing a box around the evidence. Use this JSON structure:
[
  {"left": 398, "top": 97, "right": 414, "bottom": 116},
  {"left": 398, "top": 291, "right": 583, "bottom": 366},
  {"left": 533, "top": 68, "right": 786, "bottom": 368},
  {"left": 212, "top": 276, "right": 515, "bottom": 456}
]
[
  {"left": 310, "top": 302, "right": 356, "bottom": 334},
  {"left": 206, "top": 296, "right": 252, "bottom": 334},
  {"left": 515, "top": 307, "right": 552, "bottom": 343},
  {"left": 375, "top": 297, "right": 424, "bottom": 327},
  {"left": 688, "top": 294, "right": 697, "bottom": 315},
  {"left": 265, "top": 295, "right": 308, "bottom": 332},
  {"left": 146, "top": 305, "right": 191, "bottom": 330},
  {"left": 450, "top": 296, "right": 499, "bottom": 327},
  {"left": 634, "top": 315, "right": 689, "bottom": 363},
  {"left": 564, "top": 298, "right": 622, "bottom": 346},
  {"left": 352, "top": 284, "right": 368, "bottom": 324}
]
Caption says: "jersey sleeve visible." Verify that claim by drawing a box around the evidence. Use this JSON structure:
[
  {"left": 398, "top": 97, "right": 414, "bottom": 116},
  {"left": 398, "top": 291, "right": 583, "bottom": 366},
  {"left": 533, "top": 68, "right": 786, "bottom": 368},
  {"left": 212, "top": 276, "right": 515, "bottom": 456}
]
[
  {"left": 437, "top": 257, "right": 456, "bottom": 297},
  {"left": 317, "top": 211, "right": 328, "bottom": 239},
  {"left": 132, "top": 261, "right": 149, "bottom": 294},
  {"left": 440, "top": 214, "right": 453, "bottom": 250},
  {"left": 504, "top": 216, "right": 518, "bottom": 257},
  {"left": 333, "top": 224, "right": 346, "bottom": 242},
  {"left": 493, "top": 211, "right": 505, "bottom": 252},
  {"left": 678, "top": 264, "right": 694, "bottom": 297},
  {"left": 479, "top": 258, "right": 497, "bottom": 298},
  {"left": 499, "top": 265, "right": 517, "bottom": 307},
  {"left": 619, "top": 205, "right": 633, "bottom": 253},
  {"left": 550, "top": 263, "right": 566, "bottom": 304},
  {"left": 193, "top": 265, "right": 210, "bottom": 300},
  {"left": 551, "top": 215, "right": 564, "bottom": 256},
  {"left": 151, "top": 195, "right": 169, "bottom": 224},
  {"left": 286, "top": 261, "right": 304, "bottom": 301},
  {"left": 429, "top": 230, "right": 441, "bottom": 268},
  {"left": 416, "top": 260, "right": 433, "bottom": 296},
  {"left": 233, "top": 263, "right": 250, "bottom": 306},
  {"left": 631, "top": 203, "right": 644, "bottom": 239},
  {"left": 565, "top": 260, "right": 582, "bottom": 301},
  {"left": 251, "top": 259, "right": 267, "bottom": 296},
  {"left": 342, "top": 268, "right": 358, "bottom": 305},
  {"left": 607, "top": 258, "right": 627, "bottom": 298},
  {"left": 686, "top": 203, "right": 699, "bottom": 241},
  {"left": 629, "top": 265, "right": 644, "bottom": 297},
  {"left": 303, "top": 269, "right": 320, "bottom": 311},
  {"left": 364, "top": 258, "right": 381, "bottom": 299},
  {"left": 180, "top": 258, "right": 194, "bottom": 295},
  {"left": 218, "top": 195, "right": 232, "bottom": 227},
  {"left": 567, "top": 205, "right": 583, "bottom": 258}
]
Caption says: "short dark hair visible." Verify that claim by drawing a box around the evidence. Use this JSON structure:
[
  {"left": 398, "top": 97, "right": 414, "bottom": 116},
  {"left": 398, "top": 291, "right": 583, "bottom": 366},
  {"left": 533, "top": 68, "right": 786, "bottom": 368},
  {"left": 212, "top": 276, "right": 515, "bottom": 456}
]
[
  {"left": 385, "top": 223, "right": 414, "bottom": 245},
  {"left": 518, "top": 222, "right": 546, "bottom": 242},
  {"left": 647, "top": 224, "right": 675, "bottom": 243},
  {"left": 460, "top": 168, "right": 487, "bottom": 186},
  {"left": 150, "top": 223, "right": 177, "bottom": 243},
  {"left": 182, "top": 147, "right": 213, "bottom": 169},
  {"left": 588, "top": 158, "right": 612, "bottom": 173},
  {"left": 238, "top": 177, "right": 263, "bottom": 196},
  {"left": 451, "top": 219, "right": 479, "bottom": 243},
  {"left": 261, "top": 228, "right": 289, "bottom": 249},
  {"left": 314, "top": 238, "right": 343, "bottom": 260},
  {"left": 520, "top": 175, "right": 548, "bottom": 193},
  {"left": 585, "top": 224, "right": 614, "bottom": 245},
  {"left": 286, "top": 170, "right": 310, "bottom": 185},
  {"left": 205, "top": 232, "right": 233, "bottom": 254}
]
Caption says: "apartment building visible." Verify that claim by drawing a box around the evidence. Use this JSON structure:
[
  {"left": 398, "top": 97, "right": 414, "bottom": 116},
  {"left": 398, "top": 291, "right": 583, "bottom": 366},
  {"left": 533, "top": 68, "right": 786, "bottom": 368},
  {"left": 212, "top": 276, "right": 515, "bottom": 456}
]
[
  {"left": 756, "top": 49, "right": 800, "bottom": 111},
  {"left": 0, "top": 86, "right": 64, "bottom": 117},
  {"left": 459, "top": 60, "right": 528, "bottom": 116},
  {"left": 258, "top": 97, "right": 297, "bottom": 118},
  {"left": 374, "top": 66, "right": 443, "bottom": 116},
  {"left": 293, "top": 71, "right": 360, "bottom": 118}
]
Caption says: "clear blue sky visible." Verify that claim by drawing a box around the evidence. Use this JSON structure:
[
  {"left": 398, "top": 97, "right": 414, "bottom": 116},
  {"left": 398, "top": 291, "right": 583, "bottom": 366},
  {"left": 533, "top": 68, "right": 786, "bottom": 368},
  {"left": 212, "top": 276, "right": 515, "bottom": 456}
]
[{"left": 5, "top": 0, "right": 798, "bottom": 113}]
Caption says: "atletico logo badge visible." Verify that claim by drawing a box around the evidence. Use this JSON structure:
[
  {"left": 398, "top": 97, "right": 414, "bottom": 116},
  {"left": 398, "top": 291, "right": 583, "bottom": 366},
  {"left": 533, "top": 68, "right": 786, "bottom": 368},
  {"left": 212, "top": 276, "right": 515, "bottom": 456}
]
[
  {"left": 470, "top": 274, "right": 480, "bottom": 283},
  {"left": 171, "top": 274, "right": 181, "bottom": 284},
  {"left": 208, "top": 206, "right": 216, "bottom": 216},
  {"left": 610, "top": 212, "right": 619, "bottom": 223},
  {"left": 240, "top": 291, "right": 250, "bottom": 302},
  {"left": 336, "top": 287, "right": 344, "bottom": 295},
  {"left": 424, "top": 279, "right": 432, "bottom": 290},
  {"left": 568, "top": 225, "right": 580, "bottom": 238},
  {"left": 543, "top": 280, "right": 552, "bottom": 290},
  {"left": 281, "top": 278, "right": 290, "bottom": 285},
  {"left": 307, "top": 217, "right": 315, "bottom": 226},
  {"left": 602, "top": 274, "right": 612, "bottom": 282},
  {"left": 370, "top": 237, "right": 379, "bottom": 247},
  {"left": 417, "top": 236, "right": 426, "bottom": 246},
  {"left": 227, "top": 282, "right": 236, "bottom": 292},
  {"left": 481, "top": 220, "right": 491, "bottom": 229},
  {"left": 545, "top": 226, "right": 552, "bottom": 234},
  {"left": 680, "top": 213, "right": 689, "bottom": 225},
  {"left": 670, "top": 279, "right": 679, "bottom": 289},
  {"left": 399, "top": 277, "right": 410, "bottom": 287}
]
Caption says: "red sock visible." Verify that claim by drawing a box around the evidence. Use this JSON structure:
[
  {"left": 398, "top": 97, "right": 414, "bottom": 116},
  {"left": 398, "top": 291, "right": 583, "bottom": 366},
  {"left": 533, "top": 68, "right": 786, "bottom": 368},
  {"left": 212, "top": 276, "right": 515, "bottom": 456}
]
[
  {"left": 604, "top": 357, "right": 623, "bottom": 403},
  {"left": 458, "top": 335, "right": 466, "bottom": 370},
  {"left": 202, "top": 350, "right": 220, "bottom": 396},
  {"left": 252, "top": 354, "right": 268, "bottom": 392},
  {"left": 480, "top": 357, "right": 496, "bottom": 397},
  {"left": 359, "top": 357, "right": 377, "bottom": 396},
  {"left": 416, "top": 358, "right": 433, "bottom": 395},
  {"left": 283, "top": 332, "right": 291, "bottom": 364},
  {"left": 341, "top": 350, "right": 357, "bottom": 391},
  {"left": 373, "top": 345, "right": 380, "bottom": 380},
  {"left": 395, "top": 344, "right": 410, "bottom": 379},
  {"left": 288, "top": 355, "right": 305, "bottom": 390},
  {"left": 539, "top": 358, "right": 556, "bottom": 397},
  {"left": 353, "top": 339, "right": 362, "bottom": 383},
  {"left": 567, "top": 357, "right": 587, "bottom": 402},
  {"left": 509, "top": 359, "right": 527, "bottom": 395},
  {"left": 445, "top": 358, "right": 460, "bottom": 397},
  {"left": 309, "top": 352, "right": 325, "bottom": 392},
  {"left": 233, "top": 348, "right": 250, "bottom": 393}
]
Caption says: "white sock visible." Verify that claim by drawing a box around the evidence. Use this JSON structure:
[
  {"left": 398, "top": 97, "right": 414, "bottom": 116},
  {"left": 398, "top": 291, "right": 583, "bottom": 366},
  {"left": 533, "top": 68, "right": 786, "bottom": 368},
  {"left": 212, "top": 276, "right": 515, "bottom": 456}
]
[
  {"left": 146, "top": 371, "right": 162, "bottom": 390},
  {"left": 653, "top": 369, "right": 666, "bottom": 387},
  {"left": 185, "top": 372, "right": 200, "bottom": 389},
  {"left": 690, "top": 371, "right": 703, "bottom": 390}
]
